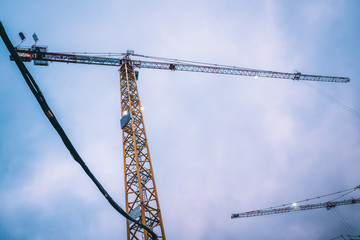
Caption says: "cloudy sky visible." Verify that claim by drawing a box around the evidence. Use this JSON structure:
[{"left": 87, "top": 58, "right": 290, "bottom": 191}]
[{"left": 1, "top": 0, "right": 360, "bottom": 239}]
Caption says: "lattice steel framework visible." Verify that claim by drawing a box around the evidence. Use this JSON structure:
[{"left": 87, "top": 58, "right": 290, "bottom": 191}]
[
  {"left": 231, "top": 198, "right": 360, "bottom": 219},
  {"left": 14, "top": 48, "right": 350, "bottom": 83},
  {"left": 119, "top": 60, "right": 165, "bottom": 240}
]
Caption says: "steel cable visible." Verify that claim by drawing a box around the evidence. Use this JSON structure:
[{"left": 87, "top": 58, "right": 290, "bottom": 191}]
[{"left": 302, "top": 82, "right": 360, "bottom": 119}]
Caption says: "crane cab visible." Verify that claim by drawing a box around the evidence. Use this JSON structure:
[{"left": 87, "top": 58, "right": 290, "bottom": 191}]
[{"left": 31, "top": 45, "right": 48, "bottom": 66}]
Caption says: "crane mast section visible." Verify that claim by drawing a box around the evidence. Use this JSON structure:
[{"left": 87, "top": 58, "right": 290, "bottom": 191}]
[
  {"left": 14, "top": 48, "right": 350, "bottom": 83},
  {"left": 231, "top": 198, "right": 360, "bottom": 219},
  {"left": 120, "top": 61, "right": 165, "bottom": 240}
]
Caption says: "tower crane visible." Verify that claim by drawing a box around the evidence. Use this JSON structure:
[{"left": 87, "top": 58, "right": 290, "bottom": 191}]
[
  {"left": 232, "top": 185, "right": 360, "bottom": 219},
  {"left": 231, "top": 197, "right": 360, "bottom": 219},
  {"left": 1, "top": 24, "right": 350, "bottom": 240}
]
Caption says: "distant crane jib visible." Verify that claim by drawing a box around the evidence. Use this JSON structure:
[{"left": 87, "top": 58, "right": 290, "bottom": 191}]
[{"left": 231, "top": 198, "right": 360, "bottom": 219}]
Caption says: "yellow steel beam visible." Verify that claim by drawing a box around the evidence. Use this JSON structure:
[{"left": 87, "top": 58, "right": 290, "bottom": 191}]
[{"left": 120, "top": 61, "right": 165, "bottom": 240}]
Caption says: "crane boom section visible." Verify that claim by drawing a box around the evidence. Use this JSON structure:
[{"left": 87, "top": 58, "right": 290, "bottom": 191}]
[
  {"left": 231, "top": 198, "right": 360, "bottom": 219},
  {"left": 14, "top": 48, "right": 350, "bottom": 83},
  {"left": 132, "top": 60, "right": 349, "bottom": 83}
]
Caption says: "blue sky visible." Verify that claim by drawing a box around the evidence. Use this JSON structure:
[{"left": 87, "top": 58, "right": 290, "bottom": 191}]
[{"left": 1, "top": 0, "right": 360, "bottom": 239}]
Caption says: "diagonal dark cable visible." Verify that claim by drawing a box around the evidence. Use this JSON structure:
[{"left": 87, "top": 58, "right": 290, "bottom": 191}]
[{"left": 0, "top": 21, "right": 157, "bottom": 240}]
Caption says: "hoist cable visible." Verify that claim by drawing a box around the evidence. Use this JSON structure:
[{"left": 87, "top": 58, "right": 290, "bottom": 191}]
[
  {"left": 332, "top": 208, "right": 358, "bottom": 236},
  {"left": 129, "top": 53, "right": 266, "bottom": 71},
  {"left": 331, "top": 189, "right": 358, "bottom": 202},
  {"left": 302, "top": 82, "right": 360, "bottom": 119},
  {"left": 0, "top": 21, "right": 158, "bottom": 240},
  {"left": 335, "top": 208, "right": 360, "bottom": 236}
]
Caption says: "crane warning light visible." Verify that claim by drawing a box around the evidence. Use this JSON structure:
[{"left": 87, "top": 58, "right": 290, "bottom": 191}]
[{"left": 19, "top": 32, "right": 25, "bottom": 41}]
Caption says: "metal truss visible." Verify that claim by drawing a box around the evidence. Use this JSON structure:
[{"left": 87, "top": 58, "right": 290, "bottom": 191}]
[
  {"left": 231, "top": 198, "right": 360, "bottom": 219},
  {"left": 14, "top": 48, "right": 350, "bottom": 83},
  {"left": 120, "top": 60, "right": 165, "bottom": 240},
  {"left": 132, "top": 60, "right": 349, "bottom": 83}
]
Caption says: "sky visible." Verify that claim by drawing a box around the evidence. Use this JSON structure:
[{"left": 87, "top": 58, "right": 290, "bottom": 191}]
[{"left": 1, "top": 0, "right": 360, "bottom": 239}]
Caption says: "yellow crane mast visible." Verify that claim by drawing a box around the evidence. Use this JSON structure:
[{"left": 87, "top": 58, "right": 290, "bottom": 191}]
[{"left": 120, "top": 60, "right": 165, "bottom": 239}]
